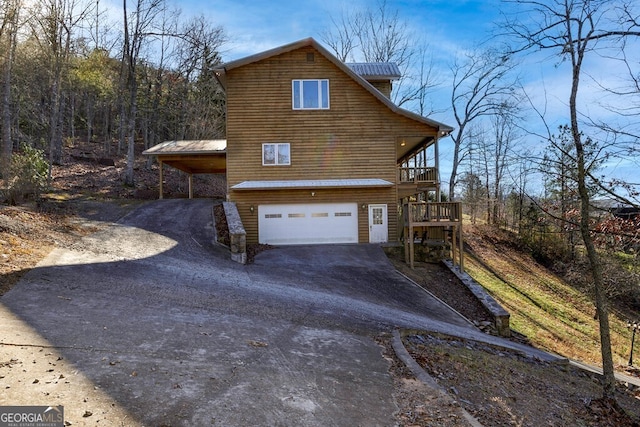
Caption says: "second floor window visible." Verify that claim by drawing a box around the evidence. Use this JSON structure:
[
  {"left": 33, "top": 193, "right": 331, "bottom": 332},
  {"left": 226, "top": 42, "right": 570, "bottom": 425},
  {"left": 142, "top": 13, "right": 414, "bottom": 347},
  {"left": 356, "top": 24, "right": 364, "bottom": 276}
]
[
  {"left": 292, "top": 79, "right": 329, "bottom": 110},
  {"left": 263, "top": 143, "right": 291, "bottom": 166}
]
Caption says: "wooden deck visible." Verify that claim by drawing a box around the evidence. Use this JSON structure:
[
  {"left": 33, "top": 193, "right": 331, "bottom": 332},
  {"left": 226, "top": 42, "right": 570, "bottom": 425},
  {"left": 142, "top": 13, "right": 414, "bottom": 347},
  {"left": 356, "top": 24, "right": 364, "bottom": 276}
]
[{"left": 402, "top": 201, "right": 464, "bottom": 271}]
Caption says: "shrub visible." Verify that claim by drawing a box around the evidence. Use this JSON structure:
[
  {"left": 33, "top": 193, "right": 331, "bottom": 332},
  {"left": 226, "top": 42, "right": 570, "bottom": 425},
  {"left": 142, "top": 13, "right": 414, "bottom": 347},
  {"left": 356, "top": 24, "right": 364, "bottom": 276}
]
[{"left": 3, "top": 143, "right": 49, "bottom": 205}]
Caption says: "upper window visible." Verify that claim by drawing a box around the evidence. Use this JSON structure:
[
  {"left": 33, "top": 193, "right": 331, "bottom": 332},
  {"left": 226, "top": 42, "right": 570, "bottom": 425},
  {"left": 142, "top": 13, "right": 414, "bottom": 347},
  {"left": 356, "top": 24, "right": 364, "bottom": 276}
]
[
  {"left": 292, "top": 79, "right": 329, "bottom": 110},
  {"left": 262, "top": 143, "right": 290, "bottom": 166}
]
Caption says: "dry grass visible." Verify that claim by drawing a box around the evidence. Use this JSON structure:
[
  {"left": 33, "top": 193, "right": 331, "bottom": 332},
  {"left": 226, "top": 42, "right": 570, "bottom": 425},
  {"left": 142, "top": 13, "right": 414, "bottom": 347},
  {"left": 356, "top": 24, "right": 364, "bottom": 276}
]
[{"left": 464, "top": 224, "right": 633, "bottom": 368}]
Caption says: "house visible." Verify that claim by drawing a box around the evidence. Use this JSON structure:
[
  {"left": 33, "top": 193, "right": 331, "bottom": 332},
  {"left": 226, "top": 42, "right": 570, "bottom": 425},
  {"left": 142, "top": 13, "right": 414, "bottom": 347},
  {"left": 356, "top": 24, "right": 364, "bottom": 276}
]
[
  {"left": 212, "top": 37, "right": 460, "bottom": 260},
  {"left": 144, "top": 38, "right": 463, "bottom": 267}
]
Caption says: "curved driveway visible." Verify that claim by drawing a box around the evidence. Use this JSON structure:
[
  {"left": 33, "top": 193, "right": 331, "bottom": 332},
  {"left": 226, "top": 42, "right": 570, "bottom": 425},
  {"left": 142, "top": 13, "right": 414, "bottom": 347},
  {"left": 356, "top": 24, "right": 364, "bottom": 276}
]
[{"left": 1, "top": 199, "right": 479, "bottom": 426}]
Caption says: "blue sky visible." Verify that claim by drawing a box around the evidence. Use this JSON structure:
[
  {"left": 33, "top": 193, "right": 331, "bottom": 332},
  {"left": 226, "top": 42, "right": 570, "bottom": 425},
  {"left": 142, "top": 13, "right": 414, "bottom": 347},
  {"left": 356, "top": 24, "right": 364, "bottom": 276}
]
[{"left": 200, "top": 0, "right": 502, "bottom": 62}]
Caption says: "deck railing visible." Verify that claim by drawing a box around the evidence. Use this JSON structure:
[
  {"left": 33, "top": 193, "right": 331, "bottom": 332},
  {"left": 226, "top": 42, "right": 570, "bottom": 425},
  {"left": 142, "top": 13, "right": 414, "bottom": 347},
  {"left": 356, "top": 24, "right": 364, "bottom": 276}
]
[
  {"left": 398, "top": 166, "right": 437, "bottom": 184},
  {"left": 404, "top": 201, "right": 462, "bottom": 224},
  {"left": 403, "top": 201, "right": 464, "bottom": 272}
]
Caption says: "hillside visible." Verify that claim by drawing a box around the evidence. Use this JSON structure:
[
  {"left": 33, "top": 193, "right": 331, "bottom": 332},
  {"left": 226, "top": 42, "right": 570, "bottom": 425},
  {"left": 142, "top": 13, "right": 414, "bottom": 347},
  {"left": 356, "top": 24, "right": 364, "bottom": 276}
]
[
  {"left": 463, "top": 224, "right": 635, "bottom": 369},
  {"left": 388, "top": 226, "right": 640, "bottom": 426}
]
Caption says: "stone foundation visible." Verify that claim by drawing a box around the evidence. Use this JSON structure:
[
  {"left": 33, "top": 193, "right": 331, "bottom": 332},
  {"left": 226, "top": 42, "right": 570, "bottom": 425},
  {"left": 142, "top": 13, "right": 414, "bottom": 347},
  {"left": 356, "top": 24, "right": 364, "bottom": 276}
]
[
  {"left": 443, "top": 260, "right": 511, "bottom": 337},
  {"left": 223, "top": 202, "right": 246, "bottom": 264}
]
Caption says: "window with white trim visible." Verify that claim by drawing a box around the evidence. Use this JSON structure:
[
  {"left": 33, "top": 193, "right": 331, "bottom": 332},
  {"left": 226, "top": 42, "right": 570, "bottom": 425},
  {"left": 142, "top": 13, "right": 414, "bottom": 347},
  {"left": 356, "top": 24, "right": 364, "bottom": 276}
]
[
  {"left": 292, "top": 79, "right": 329, "bottom": 109},
  {"left": 262, "top": 143, "right": 291, "bottom": 166}
]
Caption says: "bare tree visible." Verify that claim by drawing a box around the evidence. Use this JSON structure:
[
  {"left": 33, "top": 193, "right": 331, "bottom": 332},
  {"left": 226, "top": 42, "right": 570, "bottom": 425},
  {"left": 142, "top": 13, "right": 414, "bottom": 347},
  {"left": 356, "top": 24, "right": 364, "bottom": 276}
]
[
  {"left": 506, "top": 151, "right": 536, "bottom": 232},
  {"left": 137, "top": 6, "right": 178, "bottom": 165},
  {"left": 120, "top": 0, "right": 164, "bottom": 186},
  {"left": 29, "top": 0, "right": 95, "bottom": 175},
  {"left": 448, "top": 49, "right": 517, "bottom": 201},
  {"left": 462, "top": 112, "right": 518, "bottom": 225},
  {"left": 503, "top": 0, "right": 640, "bottom": 400},
  {"left": 490, "top": 107, "right": 520, "bottom": 224},
  {"left": 319, "top": 8, "right": 355, "bottom": 62},
  {"left": 320, "top": 0, "right": 440, "bottom": 112},
  {"left": 459, "top": 171, "right": 487, "bottom": 224},
  {"left": 0, "top": 0, "right": 21, "bottom": 177},
  {"left": 464, "top": 122, "right": 491, "bottom": 222},
  {"left": 170, "top": 15, "right": 226, "bottom": 140}
]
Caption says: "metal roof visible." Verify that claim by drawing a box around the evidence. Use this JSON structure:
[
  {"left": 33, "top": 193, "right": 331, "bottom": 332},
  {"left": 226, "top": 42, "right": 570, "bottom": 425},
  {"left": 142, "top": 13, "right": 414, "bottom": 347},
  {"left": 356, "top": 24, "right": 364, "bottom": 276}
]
[
  {"left": 345, "top": 63, "right": 401, "bottom": 80},
  {"left": 142, "top": 140, "right": 226, "bottom": 156},
  {"left": 231, "top": 179, "right": 394, "bottom": 190}
]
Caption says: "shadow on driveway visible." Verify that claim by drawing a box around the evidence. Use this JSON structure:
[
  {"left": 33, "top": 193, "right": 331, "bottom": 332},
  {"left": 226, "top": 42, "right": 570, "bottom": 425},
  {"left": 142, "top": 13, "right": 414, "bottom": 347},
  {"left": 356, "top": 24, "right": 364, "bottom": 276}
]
[{"left": 0, "top": 199, "right": 476, "bottom": 426}]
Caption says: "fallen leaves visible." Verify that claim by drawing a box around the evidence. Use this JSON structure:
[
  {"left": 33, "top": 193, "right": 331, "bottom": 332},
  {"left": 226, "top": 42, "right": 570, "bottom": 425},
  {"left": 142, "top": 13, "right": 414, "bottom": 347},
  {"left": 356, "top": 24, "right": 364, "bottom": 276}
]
[{"left": 402, "top": 332, "right": 640, "bottom": 427}]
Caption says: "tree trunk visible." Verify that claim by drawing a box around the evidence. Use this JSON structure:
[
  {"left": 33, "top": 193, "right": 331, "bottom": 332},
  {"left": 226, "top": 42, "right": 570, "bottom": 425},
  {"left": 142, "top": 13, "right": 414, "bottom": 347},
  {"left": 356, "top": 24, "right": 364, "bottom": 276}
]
[
  {"left": 49, "top": 74, "right": 66, "bottom": 166},
  {"left": 124, "top": 108, "right": 136, "bottom": 186},
  {"left": 448, "top": 134, "right": 461, "bottom": 201},
  {"left": 569, "top": 44, "right": 616, "bottom": 399},
  {"left": 123, "top": 74, "right": 137, "bottom": 186},
  {"left": 576, "top": 141, "right": 615, "bottom": 398},
  {"left": 1, "top": 0, "right": 18, "bottom": 177},
  {"left": 86, "top": 92, "right": 93, "bottom": 144},
  {"left": 118, "top": 100, "right": 126, "bottom": 155},
  {"left": 104, "top": 105, "right": 111, "bottom": 155},
  {"left": 1, "top": 41, "right": 13, "bottom": 177},
  {"left": 70, "top": 93, "right": 75, "bottom": 141}
]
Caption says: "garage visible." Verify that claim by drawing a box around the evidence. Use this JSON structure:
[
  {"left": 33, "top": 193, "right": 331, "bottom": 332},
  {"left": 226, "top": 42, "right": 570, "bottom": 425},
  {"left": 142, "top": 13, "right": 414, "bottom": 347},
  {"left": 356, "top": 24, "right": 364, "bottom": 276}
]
[{"left": 258, "top": 203, "right": 358, "bottom": 245}]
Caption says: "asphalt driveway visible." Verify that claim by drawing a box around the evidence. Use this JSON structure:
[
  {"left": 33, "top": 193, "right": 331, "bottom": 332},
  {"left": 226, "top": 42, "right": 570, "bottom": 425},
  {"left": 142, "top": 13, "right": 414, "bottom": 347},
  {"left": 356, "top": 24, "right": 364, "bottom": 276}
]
[{"left": 1, "top": 199, "right": 480, "bottom": 426}]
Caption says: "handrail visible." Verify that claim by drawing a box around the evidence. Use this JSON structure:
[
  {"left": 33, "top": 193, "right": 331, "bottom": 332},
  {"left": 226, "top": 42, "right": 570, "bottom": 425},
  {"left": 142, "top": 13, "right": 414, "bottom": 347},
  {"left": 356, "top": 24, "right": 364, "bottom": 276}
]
[
  {"left": 398, "top": 166, "right": 437, "bottom": 183},
  {"left": 404, "top": 201, "right": 462, "bottom": 223}
]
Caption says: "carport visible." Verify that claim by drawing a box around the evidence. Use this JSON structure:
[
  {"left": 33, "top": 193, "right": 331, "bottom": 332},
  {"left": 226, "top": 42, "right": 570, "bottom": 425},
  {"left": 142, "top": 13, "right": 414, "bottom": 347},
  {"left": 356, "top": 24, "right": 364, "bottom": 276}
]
[{"left": 142, "top": 140, "right": 226, "bottom": 199}]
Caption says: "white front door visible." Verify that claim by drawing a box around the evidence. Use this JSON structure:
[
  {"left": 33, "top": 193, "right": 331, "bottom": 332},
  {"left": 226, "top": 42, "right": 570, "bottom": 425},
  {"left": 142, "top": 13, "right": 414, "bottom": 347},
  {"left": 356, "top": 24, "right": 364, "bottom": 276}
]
[{"left": 368, "top": 204, "right": 388, "bottom": 243}]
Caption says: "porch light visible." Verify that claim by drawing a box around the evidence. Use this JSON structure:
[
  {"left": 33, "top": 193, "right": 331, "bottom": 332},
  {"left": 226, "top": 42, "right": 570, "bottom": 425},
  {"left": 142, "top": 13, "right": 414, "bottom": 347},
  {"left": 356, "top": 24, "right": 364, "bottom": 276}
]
[
  {"left": 361, "top": 203, "right": 367, "bottom": 210},
  {"left": 400, "top": 139, "right": 406, "bottom": 146},
  {"left": 249, "top": 205, "right": 255, "bottom": 214}
]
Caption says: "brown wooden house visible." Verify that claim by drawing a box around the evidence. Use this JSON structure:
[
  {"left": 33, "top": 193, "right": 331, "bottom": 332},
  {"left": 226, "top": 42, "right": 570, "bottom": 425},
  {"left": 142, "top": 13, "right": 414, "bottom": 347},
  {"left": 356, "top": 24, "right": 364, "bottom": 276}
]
[{"left": 213, "top": 37, "right": 460, "bottom": 262}]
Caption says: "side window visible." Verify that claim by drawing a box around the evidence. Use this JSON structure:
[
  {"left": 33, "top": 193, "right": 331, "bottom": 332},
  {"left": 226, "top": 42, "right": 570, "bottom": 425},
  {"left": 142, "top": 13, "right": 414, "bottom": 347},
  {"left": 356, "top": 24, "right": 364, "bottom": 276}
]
[
  {"left": 292, "top": 79, "right": 329, "bottom": 110},
  {"left": 262, "top": 143, "right": 291, "bottom": 166}
]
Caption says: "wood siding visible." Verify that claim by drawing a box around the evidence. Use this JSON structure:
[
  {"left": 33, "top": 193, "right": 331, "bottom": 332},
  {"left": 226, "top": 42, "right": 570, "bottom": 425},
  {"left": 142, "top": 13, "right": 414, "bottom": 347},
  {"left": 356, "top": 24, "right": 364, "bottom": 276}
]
[
  {"left": 370, "top": 81, "right": 392, "bottom": 98},
  {"left": 224, "top": 45, "right": 440, "bottom": 244},
  {"left": 231, "top": 187, "right": 397, "bottom": 244}
]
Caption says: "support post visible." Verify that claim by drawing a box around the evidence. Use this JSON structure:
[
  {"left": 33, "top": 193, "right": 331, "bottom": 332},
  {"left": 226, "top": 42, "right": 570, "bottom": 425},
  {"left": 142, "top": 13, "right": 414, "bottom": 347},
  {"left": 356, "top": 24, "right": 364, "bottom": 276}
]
[
  {"left": 459, "top": 221, "right": 464, "bottom": 272},
  {"left": 434, "top": 135, "right": 440, "bottom": 202},
  {"left": 159, "top": 160, "right": 164, "bottom": 200},
  {"left": 404, "top": 225, "right": 409, "bottom": 266},
  {"left": 188, "top": 174, "right": 193, "bottom": 199},
  {"left": 409, "top": 224, "right": 415, "bottom": 269},
  {"left": 451, "top": 225, "right": 457, "bottom": 268}
]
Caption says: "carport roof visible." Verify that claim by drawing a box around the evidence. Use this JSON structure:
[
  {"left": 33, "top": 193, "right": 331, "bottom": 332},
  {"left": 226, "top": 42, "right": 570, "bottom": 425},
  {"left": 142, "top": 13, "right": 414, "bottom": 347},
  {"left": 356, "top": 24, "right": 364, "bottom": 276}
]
[
  {"left": 142, "top": 139, "right": 227, "bottom": 175},
  {"left": 231, "top": 178, "right": 393, "bottom": 190},
  {"left": 143, "top": 139, "right": 226, "bottom": 156}
]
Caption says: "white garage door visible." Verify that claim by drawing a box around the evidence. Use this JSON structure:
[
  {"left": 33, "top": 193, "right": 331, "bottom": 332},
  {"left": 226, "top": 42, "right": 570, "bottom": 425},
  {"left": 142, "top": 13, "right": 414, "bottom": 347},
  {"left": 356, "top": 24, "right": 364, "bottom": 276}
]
[{"left": 258, "top": 203, "right": 358, "bottom": 245}]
